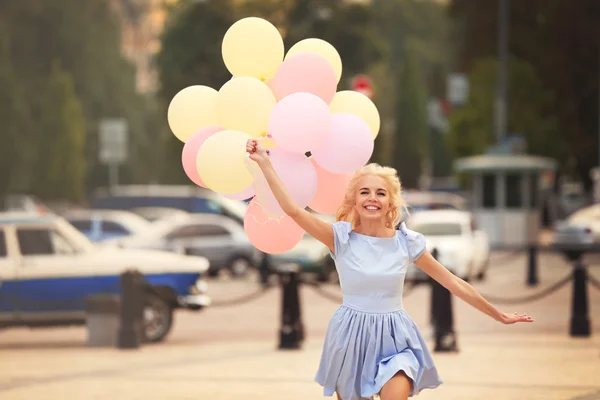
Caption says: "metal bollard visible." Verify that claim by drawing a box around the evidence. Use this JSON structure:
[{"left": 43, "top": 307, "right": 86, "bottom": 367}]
[
  {"left": 84, "top": 294, "right": 120, "bottom": 347},
  {"left": 430, "top": 249, "right": 458, "bottom": 352},
  {"left": 570, "top": 259, "right": 590, "bottom": 337},
  {"left": 527, "top": 245, "right": 539, "bottom": 286},
  {"left": 118, "top": 270, "right": 144, "bottom": 349},
  {"left": 278, "top": 265, "right": 304, "bottom": 350}
]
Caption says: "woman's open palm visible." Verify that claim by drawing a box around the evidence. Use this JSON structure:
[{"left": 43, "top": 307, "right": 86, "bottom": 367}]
[{"left": 500, "top": 312, "right": 534, "bottom": 324}]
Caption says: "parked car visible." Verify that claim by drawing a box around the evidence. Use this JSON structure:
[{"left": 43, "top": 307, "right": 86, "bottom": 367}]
[
  {"left": 269, "top": 212, "right": 337, "bottom": 282},
  {"left": 107, "top": 213, "right": 262, "bottom": 277},
  {"left": 0, "top": 213, "right": 211, "bottom": 342},
  {"left": 130, "top": 207, "right": 190, "bottom": 222},
  {"left": 269, "top": 233, "right": 336, "bottom": 282},
  {"left": 90, "top": 184, "right": 248, "bottom": 224},
  {"left": 405, "top": 210, "right": 490, "bottom": 282},
  {"left": 63, "top": 209, "right": 153, "bottom": 242},
  {"left": 553, "top": 204, "right": 600, "bottom": 245},
  {"left": 1, "top": 194, "right": 50, "bottom": 214},
  {"left": 404, "top": 191, "right": 468, "bottom": 212}
]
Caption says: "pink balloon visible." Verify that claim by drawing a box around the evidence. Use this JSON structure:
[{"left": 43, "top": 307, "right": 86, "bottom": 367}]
[
  {"left": 268, "top": 93, "right": 331, "bottom": 153},
  {"left": 223, "top": 184, "right": 255, "bottom": 201},
  {"left": 182, "top": 126, "right": 223, "bottom": 187},
  {"left": 270, "top": 53, "right": 337, "bottom": 103},
  {"left": 309, "top": 158, "right": 352, "bottom": 214},
  {"left": 311, "top": 113, "right": 374, "bottom": 174},
  {"left": 244, "top": 199, "right": 304, "bottom": 254},
  {"left": 253, "top": 148, "right": 317, "bottom": 216}
]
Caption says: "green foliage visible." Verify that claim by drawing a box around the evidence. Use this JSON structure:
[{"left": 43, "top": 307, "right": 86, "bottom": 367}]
[
  {"left": 285, "top": 0, "right": 384, "bottom": 86},
  {"left": 34, "top": 61, "right": 87, "bottom": 201},
  {"left": 156, "top": 0, "right": 236, "bottom": 183},
  {"left": 0, "top": 0, "right": 158, "bottom": 200},
  {"left": 0, "top": 36, "right": 34, "bottom": 196},
  {"left": 449, "top": 0, "right": 600, "bottom": 182},
  {"left": 446, "top": 57, "right": 561, "bottom": 160},
  {"left": 392, "top": 50, "right": 429, "bottom": 188}
]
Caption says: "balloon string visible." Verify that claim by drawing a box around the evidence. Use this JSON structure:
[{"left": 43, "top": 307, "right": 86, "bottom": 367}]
[
  {"left": 247, "top": 199, "right": 286, "bottom": 225},
  {"left": 242, "top": 148, "right": 288, "bottom": 226}
]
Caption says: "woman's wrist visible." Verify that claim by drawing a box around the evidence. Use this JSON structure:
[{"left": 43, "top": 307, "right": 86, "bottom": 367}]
[{"left": 257, "top": 157, "right": 272, "bottom": 169}]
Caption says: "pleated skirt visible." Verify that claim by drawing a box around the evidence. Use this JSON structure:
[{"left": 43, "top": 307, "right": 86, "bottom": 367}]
[{"left": 315, "top": 305, "right": 442, "bottom": 399}]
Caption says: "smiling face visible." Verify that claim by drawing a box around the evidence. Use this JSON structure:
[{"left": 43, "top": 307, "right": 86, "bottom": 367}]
[{"left": 353, "top": 174, "right": 391, "bottom": 224}]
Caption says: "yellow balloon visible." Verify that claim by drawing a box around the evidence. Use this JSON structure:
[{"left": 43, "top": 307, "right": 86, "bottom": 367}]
[
  {"left": 197, "top": 130, "right": 254, "bottom": 194},
  {"left": 329, "top": 91, "right": 381, "bottom": 138},
  {"left": 286, "top": 38, "right": 343, "bottom": 83},
  {"left": 167, "top": 86, "right": 219, "bottom": 142},
  {"left": 222, "top": 17, "right": 284, "bottom": 81},
  {"left": 217, "top": 77, "right": 276, "bottom": 137}
]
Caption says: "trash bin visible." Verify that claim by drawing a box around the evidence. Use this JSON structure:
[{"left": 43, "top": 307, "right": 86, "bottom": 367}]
[{"left": 85, "top": 294, "right": 121, "bottom": 347}]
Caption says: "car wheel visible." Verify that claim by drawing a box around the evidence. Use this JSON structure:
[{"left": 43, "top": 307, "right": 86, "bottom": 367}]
[
  {"left": 476, "top": 257, "right": 490, "bottom": 281},
  {"left": 143, "top": 293, "right": 173, "bottom": 343},
  {"left": 228, "top": 257, "right": 252, "bottom": 278}
]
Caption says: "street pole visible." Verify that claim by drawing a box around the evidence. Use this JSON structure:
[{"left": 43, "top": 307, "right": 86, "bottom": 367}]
[
  {"left": 495, "top": 0, "right": 509, "bottom": 144},
  {"left": 109, "top": 163, "right": 119, "bottom": 188}
]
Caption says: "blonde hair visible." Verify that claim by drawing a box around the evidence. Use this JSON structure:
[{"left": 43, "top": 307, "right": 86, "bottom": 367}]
[{"left": 336, "top": 163, "right": 408, "bottom": 229}]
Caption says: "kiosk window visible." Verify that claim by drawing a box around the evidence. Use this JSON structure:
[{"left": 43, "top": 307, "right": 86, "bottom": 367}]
[
  {"left": 482, "top": 174, "right": 496, "bottom": 208},
  {"left": 506, "top": 174, "right": 522, "bottom": 208},
  {"left": 0, "top": 230, "right": 6, "bottom": 257},
  {"left": 529, "top": 174, "right": 538, "bottom": 209}
]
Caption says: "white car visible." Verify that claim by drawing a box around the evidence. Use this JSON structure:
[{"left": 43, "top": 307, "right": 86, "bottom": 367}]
[
  {"left": 553, "top": 204, "right": 600, "bottom": 245},
  {"left": 107, "top": 213, "right": 263, "bottom": 277},
  {"left": 63, "top": 209, "right": 152, "bottom": 242},
  {"left": 405, "top": 210, "right": 490, "bottom": 282},
  {"left": 0, "top": 213, "right": 211, "bottom": 342},
  {"left": 130, "top": 207, "right": 190, "bottom": 222}
]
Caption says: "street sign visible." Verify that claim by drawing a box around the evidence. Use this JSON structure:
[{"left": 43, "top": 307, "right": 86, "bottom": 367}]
[
  {"left": 351, "top": 74, "right": 374, "bottom": 100},
  {"left": 99, "top": 118, "right": 128, "bottom": 165},
  {"left": 447, "top": 73, "right": 469, "bottom": 106}
]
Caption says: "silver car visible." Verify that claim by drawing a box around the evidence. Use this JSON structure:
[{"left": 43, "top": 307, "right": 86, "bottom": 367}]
[{"left": 109, "top": 213, "right": 262, "bottom": 277}]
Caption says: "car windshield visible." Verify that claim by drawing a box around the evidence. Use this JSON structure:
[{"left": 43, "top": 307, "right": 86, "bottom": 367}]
[
  {"left": 411, "top": 222, "right": 462, "bottom": 236},
  {"left": 56, "top": 218, "right": 96, "bottom": 252}
]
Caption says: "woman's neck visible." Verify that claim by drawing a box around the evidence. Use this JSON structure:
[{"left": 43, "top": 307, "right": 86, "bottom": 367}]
[{"left": 353, "top": 220, "right": 395, "bottom": 238}]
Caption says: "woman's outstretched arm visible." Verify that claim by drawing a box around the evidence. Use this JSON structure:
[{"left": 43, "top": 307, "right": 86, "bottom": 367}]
[
  {"left": 246, "top": 139, "right": 335, "bottom": 252},
  {"left": 414, "top": 251, "right": 534, "bottom": 324}
]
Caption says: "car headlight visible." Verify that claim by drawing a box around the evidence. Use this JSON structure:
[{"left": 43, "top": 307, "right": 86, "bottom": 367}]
[{"left": 190, "top": 279, "right": 208, "bottom": 295}]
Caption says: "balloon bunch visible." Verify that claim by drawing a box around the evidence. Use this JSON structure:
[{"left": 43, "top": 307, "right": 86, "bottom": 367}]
[{"left": 169, "top": 17, "right": 381, "bottom": 254}]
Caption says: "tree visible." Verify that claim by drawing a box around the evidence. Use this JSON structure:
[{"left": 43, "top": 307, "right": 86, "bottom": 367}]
[
  {"left": 156, "top": 0, "right": 235, "bottom": 183},
  {"left": 34, "top": 61, "right": 87, "bottom": 202},
  {"left": 0, "top": 36, "right": 34, "bottom": 197},
  {"left": 0, "top": 0, "right": 158, "bottom": 195},
  {"left": 285, "top": 0, "right": 383, "bottom": 86},
  {"left": 446, "top": 57, "right": 561, "bottom": 160},
  {"left": 368, "top": 0, "right": 453, "bottom": 171},
  {"left": 448, "top": 0, "right": 600, "bottom": 184},
  {"left": 391, "top": 50, "right": 429, "bottom": 189}
]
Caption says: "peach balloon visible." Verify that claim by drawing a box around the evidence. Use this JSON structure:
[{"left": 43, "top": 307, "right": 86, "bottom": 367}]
[
  {"left": 269, "top": 52, "right": 337, "bottom": 103},
  {"left": 244, "top": 199, "right": 304, "bottom": 254},
  {"left": 223, "top": 184, "right": 255, "bottom": 201},
  {"left": 181, "top": 125, "right": 223, "bottom": 187},
  {"left": 309, "top": 158, "right": 353, "bottom": 214}
]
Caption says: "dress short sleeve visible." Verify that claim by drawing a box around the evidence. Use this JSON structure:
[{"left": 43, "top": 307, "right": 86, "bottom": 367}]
[
  {"left": 330, "top": 221, "right": 352, "bottom": 260},
  {"left": 399, "top": 222, "right": 427, "bottom": 263}
]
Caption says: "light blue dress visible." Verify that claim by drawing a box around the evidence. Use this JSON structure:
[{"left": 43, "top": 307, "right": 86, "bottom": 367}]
[{"left": 315, "top": 221, "right": 442, "bottom": 399}]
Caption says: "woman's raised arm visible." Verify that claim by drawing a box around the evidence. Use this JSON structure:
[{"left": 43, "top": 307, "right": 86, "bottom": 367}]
[{"left": 246, "top": 139, "right": 335, "bottom": 252}]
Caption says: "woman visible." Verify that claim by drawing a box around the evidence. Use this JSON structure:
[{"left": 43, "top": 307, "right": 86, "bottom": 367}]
[{"left": 246, "top": 139, "right": 533, "bottom": 400}]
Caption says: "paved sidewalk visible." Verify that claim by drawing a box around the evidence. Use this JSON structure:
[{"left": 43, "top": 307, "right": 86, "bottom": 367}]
[
  {"left": 1, "top": 251, "right": 599, "bottom": 400},
  {"left": 1, "top": 332, "right": 599, "bottom": 400}
]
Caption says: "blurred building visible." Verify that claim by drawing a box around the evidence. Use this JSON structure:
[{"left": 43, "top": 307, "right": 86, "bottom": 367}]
[{"left": 110, "top": 0, "right": 176, "bottom": 93}]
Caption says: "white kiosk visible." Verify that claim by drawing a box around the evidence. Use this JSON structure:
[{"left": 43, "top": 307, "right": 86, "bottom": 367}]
[{"left": 454, "top": 154, "right": 556, "bottom": 249}]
